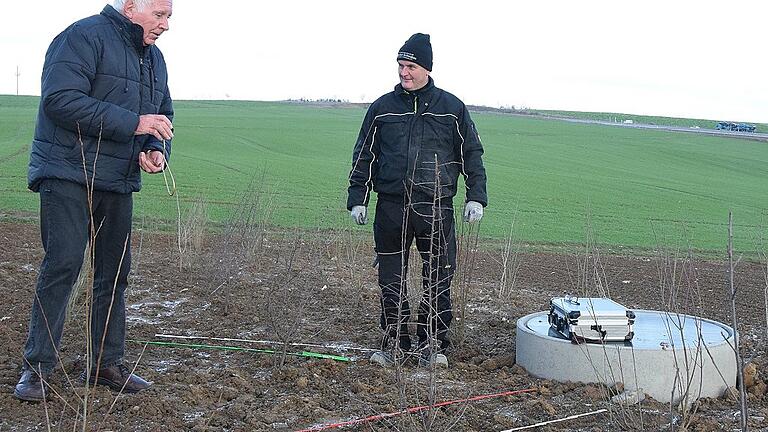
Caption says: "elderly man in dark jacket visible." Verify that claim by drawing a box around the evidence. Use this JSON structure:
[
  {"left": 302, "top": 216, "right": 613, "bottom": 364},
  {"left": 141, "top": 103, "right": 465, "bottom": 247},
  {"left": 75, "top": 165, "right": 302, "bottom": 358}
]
[
  {"left": 347, "top": 33, "right": 488, "bottom": 368},
  {"left": 15, "top": 0, "right": 174, "bottom": 402}
]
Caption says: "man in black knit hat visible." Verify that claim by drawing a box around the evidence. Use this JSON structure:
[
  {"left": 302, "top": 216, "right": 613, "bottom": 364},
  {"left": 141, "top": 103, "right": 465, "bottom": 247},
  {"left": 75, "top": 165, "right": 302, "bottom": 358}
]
[{"left": 347, "top": 33, "right": 488, "bottom": 368}]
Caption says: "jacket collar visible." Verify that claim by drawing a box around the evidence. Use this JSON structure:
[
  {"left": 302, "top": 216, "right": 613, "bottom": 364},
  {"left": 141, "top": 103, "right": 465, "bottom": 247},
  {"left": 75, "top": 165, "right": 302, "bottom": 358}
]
[
  {"left": 395, "top": 76, "right": 436, "bottom": 98},
  {"left": 101, "top": 5, "right": 146, "bottom": 55}
]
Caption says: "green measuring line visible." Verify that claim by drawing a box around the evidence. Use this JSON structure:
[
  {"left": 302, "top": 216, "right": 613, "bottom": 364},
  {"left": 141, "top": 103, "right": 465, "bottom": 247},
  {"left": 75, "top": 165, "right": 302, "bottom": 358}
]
[{"left": 128, "top": 339, "right": 351, "bottom": 362}]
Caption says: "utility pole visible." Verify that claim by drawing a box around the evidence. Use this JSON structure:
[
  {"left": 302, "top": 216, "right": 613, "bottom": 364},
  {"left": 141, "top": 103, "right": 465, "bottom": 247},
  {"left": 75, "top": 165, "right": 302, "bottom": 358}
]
[{"left": 15, "top": 66, "right": 20, "bottom": 96}]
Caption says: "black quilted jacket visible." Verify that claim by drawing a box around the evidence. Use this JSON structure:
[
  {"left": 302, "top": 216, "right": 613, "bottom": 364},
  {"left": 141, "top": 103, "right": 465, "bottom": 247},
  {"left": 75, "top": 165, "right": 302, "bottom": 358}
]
[{"left": 28, "top": 5, "right": 173, "bottom": 193}]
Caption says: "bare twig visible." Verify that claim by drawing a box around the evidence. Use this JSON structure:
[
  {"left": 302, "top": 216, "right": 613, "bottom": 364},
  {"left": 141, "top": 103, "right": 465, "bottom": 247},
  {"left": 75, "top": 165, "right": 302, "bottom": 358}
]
[
  {"left": 501, "top": 408, "right": 608, "bottom": 431},
  {"left": 497, "top": 211, "right": 522, "bottom": 300},
  {"left": 728, "top": 211, "right": 748, "bottom": 431}
]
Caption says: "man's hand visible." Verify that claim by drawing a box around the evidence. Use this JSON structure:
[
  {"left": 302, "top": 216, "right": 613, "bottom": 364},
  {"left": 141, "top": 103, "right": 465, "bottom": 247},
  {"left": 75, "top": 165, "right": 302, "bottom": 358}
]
[
  {"left": 350, "top": 205, "right": 368, "bottom": 225},
  {"left": 135, "top": 114, "right": 173, "bottom": 141},
  {"left": 463, "top": 201, "right": 484, "bottom": 223},
  {"left": 139, "top": 150, "right": 166, "bottom": 173}
]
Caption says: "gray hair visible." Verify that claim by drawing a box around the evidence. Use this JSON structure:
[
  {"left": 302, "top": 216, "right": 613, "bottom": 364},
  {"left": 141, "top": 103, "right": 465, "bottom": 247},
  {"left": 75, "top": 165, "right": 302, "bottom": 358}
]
[{"left": 111, "top": 0, "right": 154, "bottom": 13}]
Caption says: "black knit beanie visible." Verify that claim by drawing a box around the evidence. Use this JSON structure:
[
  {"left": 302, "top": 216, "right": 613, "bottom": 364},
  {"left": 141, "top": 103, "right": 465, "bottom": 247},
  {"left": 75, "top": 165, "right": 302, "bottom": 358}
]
[{"left": 397, "top": 33, "right": 433, "bottom": 71}]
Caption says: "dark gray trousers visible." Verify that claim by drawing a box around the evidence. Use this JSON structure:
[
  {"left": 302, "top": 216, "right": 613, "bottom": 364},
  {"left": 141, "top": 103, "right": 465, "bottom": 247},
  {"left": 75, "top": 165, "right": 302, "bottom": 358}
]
[{"left": 22, "top": 179, "right": 132, "bottom": 373}]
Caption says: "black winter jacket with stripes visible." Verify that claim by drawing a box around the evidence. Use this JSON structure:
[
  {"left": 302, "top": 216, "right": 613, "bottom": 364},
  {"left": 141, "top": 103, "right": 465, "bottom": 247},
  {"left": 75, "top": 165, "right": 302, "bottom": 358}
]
[
  {"left": 28, "top": 5, "right": 173, "bottom": 194},
  {"left": 347, "top": 78, "right": 487, "bottom": 210}
]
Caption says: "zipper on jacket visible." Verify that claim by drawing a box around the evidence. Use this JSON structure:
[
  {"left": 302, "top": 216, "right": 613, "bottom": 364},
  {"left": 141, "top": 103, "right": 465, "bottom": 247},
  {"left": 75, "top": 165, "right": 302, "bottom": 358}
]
[
  {"left": 139, "top": 57, "right": 145, "bottom": 106},
  {"left": 406, "top": 95, "right": 418, "bottom": 183},
  {"left": 149, "top": 56, "right": 155, "bottom": 103}
]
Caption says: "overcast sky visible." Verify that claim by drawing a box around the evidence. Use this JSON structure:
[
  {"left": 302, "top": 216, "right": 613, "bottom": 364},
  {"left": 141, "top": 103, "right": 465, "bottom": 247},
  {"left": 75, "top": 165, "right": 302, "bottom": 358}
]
[{"left": 1, "top": 1, "right": 766, "bottom": 123}]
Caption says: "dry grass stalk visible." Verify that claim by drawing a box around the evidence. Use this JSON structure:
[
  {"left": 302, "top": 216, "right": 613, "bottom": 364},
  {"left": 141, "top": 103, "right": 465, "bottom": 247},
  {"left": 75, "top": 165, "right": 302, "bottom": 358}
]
[
  {"left": 35, "top": 124, "right": 151, "bottom": 429},
  {"left": 131, "top": 213, "right": 146, "bottom": 277},
  {"left": 566, "top": 210, "right": 609, "bottom": 298},
  {"left": 383, "top": 155, "right": 469, "bottom": 432},
  {"left": 452, "top": 220, "right": 479, "bottom": 347},
  {"left": 566, "top": 213, "right": 646, "bottom": 430},
  {"left": 78, "top": 123, "right": 98, "bottom": 426},
  {"left": 265, "top": 229, "right": 326, "bottom": 367},
  {"left": 177, "top": 194, "right": 208, "bottom": 269},
  {"left": 66, "top": 246, "right": 92, "bottom": 325},
  {"left": 648, "top": 221, "right": 738, "bottom": 428},
  {"left": 210, "top": 174, "right": 276, "bottom": 313},
  {"left": 337, "top": 225, "right": 368, "bottom": 310},
  {"left": 757, "top": 216, "right": 768, "bottom": 339},
  {"left": 497, "top": 211, "right": 522, "bottom": 300},
  {"left": 728, "top": 212, "right": 749, "bottom": 430}
]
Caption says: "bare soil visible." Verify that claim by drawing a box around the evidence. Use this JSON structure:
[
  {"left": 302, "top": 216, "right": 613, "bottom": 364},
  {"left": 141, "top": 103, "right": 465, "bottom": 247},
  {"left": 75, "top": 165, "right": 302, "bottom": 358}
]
[{"left": 0, "top": 220, "right": 766, "bottom": 431}]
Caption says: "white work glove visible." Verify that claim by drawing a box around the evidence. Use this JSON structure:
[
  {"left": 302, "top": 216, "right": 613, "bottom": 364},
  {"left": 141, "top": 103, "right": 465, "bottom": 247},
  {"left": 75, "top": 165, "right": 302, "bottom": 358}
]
[
  {"left": 463, "top": 201, "right": 484, "bottom": 223},
  {"left": 350, "top": 205, "right": 368, "bottom": 225}
]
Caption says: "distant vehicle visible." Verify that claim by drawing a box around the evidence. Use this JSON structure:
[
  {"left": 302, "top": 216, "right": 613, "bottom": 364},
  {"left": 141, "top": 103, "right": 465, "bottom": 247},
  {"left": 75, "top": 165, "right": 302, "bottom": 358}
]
[
  {"left": 716, "top": 121, "right": 736, "bottom": 131},
  {"left": 716, "top": 121, "right": 756, "bottom": 132}
]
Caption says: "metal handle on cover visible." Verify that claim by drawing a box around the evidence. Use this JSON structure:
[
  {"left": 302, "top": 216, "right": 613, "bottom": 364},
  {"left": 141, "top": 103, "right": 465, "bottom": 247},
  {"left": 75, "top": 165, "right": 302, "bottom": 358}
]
[{"left": 564, "top": 293, "right": 580, "bottom": 305}]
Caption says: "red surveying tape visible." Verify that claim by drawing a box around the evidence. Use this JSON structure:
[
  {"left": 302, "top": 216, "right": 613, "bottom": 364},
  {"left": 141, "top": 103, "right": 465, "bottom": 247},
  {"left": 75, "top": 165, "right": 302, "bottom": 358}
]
[{"left": 295, "top": 387, "right": 537, "bottom": 431}]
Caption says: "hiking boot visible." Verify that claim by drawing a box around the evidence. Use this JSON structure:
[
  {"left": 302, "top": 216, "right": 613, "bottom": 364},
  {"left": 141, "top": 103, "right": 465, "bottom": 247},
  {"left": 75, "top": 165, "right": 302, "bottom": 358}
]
[
  {"left": 80, "top": 364, "right": 151, "bottom": 393},
  {"left": 14, "top": 369, "right": 51, "bottom": 402}
]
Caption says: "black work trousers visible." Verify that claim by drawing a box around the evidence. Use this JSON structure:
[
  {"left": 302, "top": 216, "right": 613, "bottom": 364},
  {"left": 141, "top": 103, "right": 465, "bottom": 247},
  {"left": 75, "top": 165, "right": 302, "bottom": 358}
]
[{"left": 373, "top": 197, "right": 456, "bottom": 351}]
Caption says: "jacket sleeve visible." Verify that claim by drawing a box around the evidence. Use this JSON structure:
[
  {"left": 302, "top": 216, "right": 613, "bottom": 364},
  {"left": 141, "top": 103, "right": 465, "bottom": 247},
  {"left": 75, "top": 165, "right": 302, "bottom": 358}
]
[
  {"left": 40, "top": 24, "right": 139, "bottom": 144},
  {"left": 457, "top": 105, "right": 488, "bottom": 207},
  {"left": 346, "top": 107, "right": 378, "bottom": 210}
]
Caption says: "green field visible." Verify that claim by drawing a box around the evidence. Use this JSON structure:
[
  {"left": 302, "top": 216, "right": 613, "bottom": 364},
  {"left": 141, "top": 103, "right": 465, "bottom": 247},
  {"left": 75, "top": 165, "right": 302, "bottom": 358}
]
[{"left": 1, "top": 95, "right": 767, "bottom": 254}]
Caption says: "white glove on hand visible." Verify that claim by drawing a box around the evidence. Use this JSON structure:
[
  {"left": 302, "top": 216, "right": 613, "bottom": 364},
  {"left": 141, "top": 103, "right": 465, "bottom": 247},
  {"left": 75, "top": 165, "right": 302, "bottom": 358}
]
[
  {"left": 350, "top": 205, "right": 368, "bottom": 225},
  {"left": 463, "top": 201, "right": 484, "bottom": 223}
]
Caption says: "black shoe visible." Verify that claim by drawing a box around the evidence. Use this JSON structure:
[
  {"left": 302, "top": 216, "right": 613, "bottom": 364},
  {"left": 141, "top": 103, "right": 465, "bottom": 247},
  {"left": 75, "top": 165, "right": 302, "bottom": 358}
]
[
  {"left": 399, "top": 335, "right": 412, "bottom": 352},
  {"left": 14, "top": 369, "right": 51, "bottom": 402},
  {"left": 81, "top": 364, "right": 151, "bottom": 393}
]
